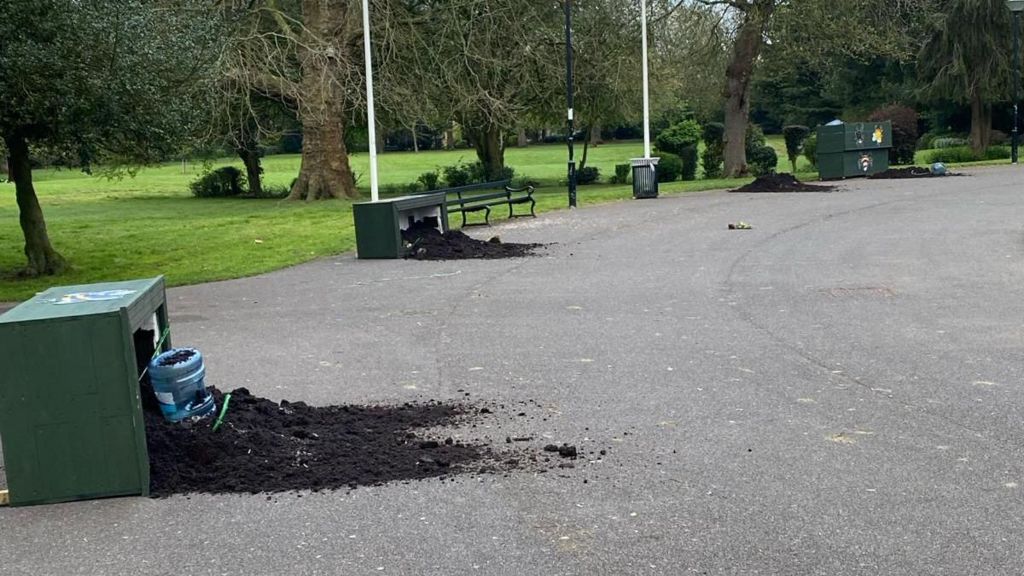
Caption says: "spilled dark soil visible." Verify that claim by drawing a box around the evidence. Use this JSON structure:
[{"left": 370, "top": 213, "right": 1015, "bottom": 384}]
[
  {"left": 867, "top": 167, "right": 956, "bottom": 179},
  {"left": 145, "top": 388, "right": 591, "bottom": 497},
  {"left": 731, "top": 173, "right": 835, "bottom": 193},
  {"left": 157, "top": 349, "right": 195, "bottom": 366},
  {"left": 402, "top": 221, "right": 543, "bottom": 260}
]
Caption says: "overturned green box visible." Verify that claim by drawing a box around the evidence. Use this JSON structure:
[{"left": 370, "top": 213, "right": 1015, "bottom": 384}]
[
  {"left": 352, "top": 192, "right": 449, "bottom": 259},
  {"left": 817, "top": 121, "right": 892, "bottom": 179},
  {"left": 0, "top": 277, "right": 171, "bottom": 506}
]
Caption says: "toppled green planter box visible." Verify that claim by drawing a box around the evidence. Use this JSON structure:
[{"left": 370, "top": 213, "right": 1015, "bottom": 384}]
[{"left": 0, "top": 277, "right": 171, "bottom": 506}]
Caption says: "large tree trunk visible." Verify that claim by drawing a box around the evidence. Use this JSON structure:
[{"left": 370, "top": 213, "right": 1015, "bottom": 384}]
[
  {"left": 469, "top": 125, "right": 505, "bottom": 180},
  {"left": 237, "top": 138, "right": 263, "bottom": 198},
  {"left": 589, "top": 123, "right": 601, "bottom": 146},
  {"left": 723, "top": 1, "right": 775, "bottom": 178},
  {"left": 289, "top": 0, "right": 357, "bottom": 200},
  {"left": 517, "top": 127, "right": 528, "bottom": 148},
  {"left": 969, "top": 91, "right": 991, "bottom": 155},
  {"left": 4, "top": 133, "right": 66, "bottom": 276},
  {"left": 289, "top": 103, "right": 356, "bottom": 200}
]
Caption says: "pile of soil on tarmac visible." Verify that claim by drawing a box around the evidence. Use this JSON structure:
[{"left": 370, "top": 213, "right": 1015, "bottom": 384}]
[
  {"left": 730, "top": 173, "right": 835, "bottom": 193},
  {"left": 867, "top": 167, "right": 953, "bottom": 179},
  {"left": 146, "top": 388, "right": 509, "bottom": 496},
  {"left": 402, "top": 221, "right": 543, "bottom": 260}
]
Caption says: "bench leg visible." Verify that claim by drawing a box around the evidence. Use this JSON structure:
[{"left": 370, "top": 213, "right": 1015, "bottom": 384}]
[{"left": 484, "top": 206, "right": 491, "bottom": 225}]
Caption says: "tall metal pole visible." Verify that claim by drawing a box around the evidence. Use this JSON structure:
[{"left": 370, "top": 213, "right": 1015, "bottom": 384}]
[
  {"left": 1013, "top": 10, "right": 1021, "bottom": 164},
  {"left": 641, "top": 0, "right": 651, "bottom": 159},
  {"left": 362, "top": 0, "right": 380, "bottom": 201},
  {"left": 565, "top": 0, "right": 577, "bottom": 208}
]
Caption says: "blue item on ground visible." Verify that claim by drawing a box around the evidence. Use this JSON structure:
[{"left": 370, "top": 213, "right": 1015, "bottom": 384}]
[
  {"left": 148, "top": 348, "right": 216, "bottom": 422},
  {"left": 930, "top": 162, "right": 947, "bottom": 176}
]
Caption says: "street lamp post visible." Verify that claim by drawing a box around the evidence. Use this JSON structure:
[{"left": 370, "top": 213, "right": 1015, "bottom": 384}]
[
  {"left": 565, "top": 0, "right": 577, "bottom": 208},
  {"left": 361, "top": 0, "right": 380, "bottom": 200},
  {"left": 1009, "top": 0, "right": 1024, "bottom": 164}
]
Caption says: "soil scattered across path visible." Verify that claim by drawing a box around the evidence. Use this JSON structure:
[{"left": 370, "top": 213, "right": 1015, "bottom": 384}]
[
  {"left": 867, "top": 167, "right": 958, "bottom": 179},
  {"left": 730, "top": 173, "right": 835, "bottom": 193},
  {"left": 145, "top": 388, "right": 590, "bottom": 497},
  {"left": 402, "top": 222, "right": 544, "bottom": 260}
]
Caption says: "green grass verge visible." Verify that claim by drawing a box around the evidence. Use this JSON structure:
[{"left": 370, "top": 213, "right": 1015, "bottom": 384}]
[{"left": 0, "top": 138, "right": 1006, "bottom": 302}]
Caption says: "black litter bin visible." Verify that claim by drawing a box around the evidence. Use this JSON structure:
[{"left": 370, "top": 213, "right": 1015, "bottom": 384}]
[{"left": 631, "top": 157, "right": 659, "bottom": 199}]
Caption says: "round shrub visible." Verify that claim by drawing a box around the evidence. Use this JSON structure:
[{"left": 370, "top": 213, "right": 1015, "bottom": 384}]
[
  {"left": 748, "top": 145, "right": 778, "bottom": 177},
  {"left": 803, "top": 133, "right": 818, "bottom": 167},
  {"left": 655, "top": 120, "right": 701, "bottom": 156},
  {"left": 576, "top": 166, "right": 600, "bottom": 185},
  {"left": 190, "top": 166, "right": 246, "bottom": 198},
  {"left": 654, "top": 151, "right": 683, "bottom": 182}
]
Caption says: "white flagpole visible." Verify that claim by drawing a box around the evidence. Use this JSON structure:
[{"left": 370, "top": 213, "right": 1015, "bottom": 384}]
[
  {"left": 641, "top": 0, "right": 651, "bottom": 159},
  {"left": 362, "top": 0, "right": 380, "bottom": 201}
]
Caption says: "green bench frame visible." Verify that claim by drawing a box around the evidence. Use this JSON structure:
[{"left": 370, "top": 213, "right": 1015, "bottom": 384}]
[{"left": 437, "top": 180, "right": 536, "bottom": 227}]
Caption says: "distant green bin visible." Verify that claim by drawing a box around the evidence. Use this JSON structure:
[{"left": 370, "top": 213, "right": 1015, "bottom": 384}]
[
  {"left": 817, "top": 120, "right": 892, "bottom": 179},
  {"left": 0, "top": 277, "right": 171, "bottom": 506},
  {"left": 352, "top": 192, "right": 449, "bottom": 259}
]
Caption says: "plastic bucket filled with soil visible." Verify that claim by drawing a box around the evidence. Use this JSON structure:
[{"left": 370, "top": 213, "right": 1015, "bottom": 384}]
[{"left": 148, "top": 348, "right": 215, "bottom": 422}]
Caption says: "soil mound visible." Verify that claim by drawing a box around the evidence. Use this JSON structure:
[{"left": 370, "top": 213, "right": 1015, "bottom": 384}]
[
  {"left": 730, "top": 173, "right": 834, "bottom": 193},
  {"left": 146, "top": 388, "right": 503, "bottom": 496},
  {"left": 402, "top": 222, "right": 543, "bottom": 260},
  {"left": 867, "top": 167, "right": 950, "bottom": 179}
]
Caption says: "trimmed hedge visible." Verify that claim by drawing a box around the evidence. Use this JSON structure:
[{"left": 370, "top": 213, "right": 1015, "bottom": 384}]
[{"left": 190, "top": 166, "right": 246, "bottom": 198}]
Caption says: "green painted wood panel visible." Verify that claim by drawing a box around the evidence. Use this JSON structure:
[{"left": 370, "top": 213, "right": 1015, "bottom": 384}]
[{"left": 0, "top": 277, "right": 165, "bottom": 505}]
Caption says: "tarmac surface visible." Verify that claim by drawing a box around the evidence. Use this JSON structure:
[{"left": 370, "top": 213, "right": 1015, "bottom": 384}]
[{"left": 2, "top": 166, "right": 1023, "bottom": 575}]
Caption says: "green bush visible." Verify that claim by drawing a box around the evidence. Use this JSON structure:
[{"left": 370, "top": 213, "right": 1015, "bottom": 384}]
[
  {"left": 610, "top": 163, "right": 631, "bottom": 184},
  {"left": 803, "top": 133, "right": 818, "bottom": 167},
  {"left": 417, "top": 171, "right": 441, "bottom": 191},
  {"left": 577, "top": 166, "right": 601, "bottom": 185},
  {"left": 679, "top": 146, "right": 698, "bottom": 181},
  {"left": 916, "top": 131, "right": 939, "bottom": 150},
  {"left": 655, "top": 120, "right": 701, "bottom": 156},
  {"left": 442, "top": 163, "right": 474, "bottom": 187},
  {"left": 441, "top": 161, "right": 513, "bottom": 187},
  {"left": 513, "top": 176, "right": 540, "bottom": 189},
  {"left": 782, "top": 125, "right": 810, "bottom": 172},
  {"left": 748, "top": 145, "right": 778, "bottom": 176},
  {"left": 701, "top": 122, "right": 725, "bottom": 179},
  {"left": 868, "top": 104, "right": 918, "bottom": 165},
  {"left": 745, "top": 123, "right": 767, "bottom": 156},
  {"left": 932, "top": 137, "right": 970, "bottom": 149},
  {"left": 189, "top": 166, "right": 246, "bottom": 198},
  {"left": 655, "top": 120, "right": 700, "bottom": 181},
  {"left": 922, "top": 145, "right": 1010, "bottom": 163},
  {"left": 654, "top": 151, "right": 683, "bottom": 182}
]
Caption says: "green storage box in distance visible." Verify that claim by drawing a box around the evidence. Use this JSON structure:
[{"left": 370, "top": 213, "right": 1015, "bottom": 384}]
[
  {"left": 817, "top": 120, "right": 892, "bottom": 179},
  {"left": 0, "top": 277, "right": 171, "bottom": 506},
  {"left": 352, "top": 192, "right": 448, "bottom": 259}
]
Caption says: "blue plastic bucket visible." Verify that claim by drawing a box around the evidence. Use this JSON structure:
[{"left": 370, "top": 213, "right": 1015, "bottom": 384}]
[{"left": 148, "top": 348, "right": 215, "bottom": 422}]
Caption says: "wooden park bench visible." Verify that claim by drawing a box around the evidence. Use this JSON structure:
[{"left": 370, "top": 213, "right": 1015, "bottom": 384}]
[{"left": 436, "top": 180, "right": 536, "bottom": 227}]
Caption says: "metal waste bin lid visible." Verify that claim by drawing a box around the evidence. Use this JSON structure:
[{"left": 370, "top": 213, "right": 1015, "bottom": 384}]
[{"left": 630, "top": 157, "right": 660, "bottom": 167}]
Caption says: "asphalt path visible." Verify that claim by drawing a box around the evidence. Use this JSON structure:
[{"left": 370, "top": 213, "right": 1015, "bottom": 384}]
[{"left": 1, "top": 166, "right": 1022, "bottom": 575}]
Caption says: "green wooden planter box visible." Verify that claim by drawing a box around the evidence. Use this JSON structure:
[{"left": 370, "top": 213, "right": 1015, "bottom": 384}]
[
  {"left": 817, "top": 121, "right": 893, "bottom": 179},
  {"left": 0, "top": 277, "right": 171, "bottom": 506},
  {"left": 352, "top": 192, "right": 448, "bottom": 259}
]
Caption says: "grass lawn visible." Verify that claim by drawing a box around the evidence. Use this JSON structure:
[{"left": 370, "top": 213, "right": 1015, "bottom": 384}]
[{"left": 0, "top": 137, "right": 1000, "bottom": 302}]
